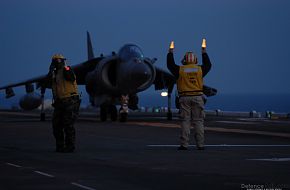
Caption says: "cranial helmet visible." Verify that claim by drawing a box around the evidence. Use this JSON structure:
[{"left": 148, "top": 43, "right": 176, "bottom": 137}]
[
  {"left": 52, "top": 54, "right": 66, "bottom": 61},
  {"left": 51, "top": 54, "right": 66, "bottom": 70},
  {"left": 182, "top": 52, "right": 197, "bottom": 65}
]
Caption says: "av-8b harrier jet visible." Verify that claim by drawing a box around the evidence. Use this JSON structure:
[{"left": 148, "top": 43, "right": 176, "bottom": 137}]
[{"left": 0, "top": 32, "right": 217, "bottom": 122}]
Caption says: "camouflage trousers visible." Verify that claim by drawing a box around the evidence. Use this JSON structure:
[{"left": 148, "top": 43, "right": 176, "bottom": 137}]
[
  {"left": 179, "top": 96, "right": 205, "bottom": 148},
  {"left": 52, "top": 96, "right": 80, "bottom": 151}
]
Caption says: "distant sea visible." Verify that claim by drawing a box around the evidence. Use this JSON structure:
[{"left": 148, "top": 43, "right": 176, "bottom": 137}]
[
  {"left": 139, "top": 93, "right": 290, "bottom": 113},
  {"left": 203, "top": 94, "right": 290, "bottom": 113},
  {"left": 1, "top": 93, "right": 289, "bottom": 113}
]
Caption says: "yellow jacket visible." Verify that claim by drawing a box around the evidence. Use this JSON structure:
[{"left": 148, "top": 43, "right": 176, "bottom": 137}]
[
  {"left": 52, "top": 67, "right": 78, "bottom": 99},
  {"left": 177, "top": 64, "right": 203, "bottom": 96}
]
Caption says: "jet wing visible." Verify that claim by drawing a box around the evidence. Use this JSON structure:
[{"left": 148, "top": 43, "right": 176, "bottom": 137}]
[
  {"left": 0, "top": 57, "right": 102, "bottom": 93},
  {"left": 153, "top": 67, "right": 176, "bottom": 93},
  {"left": 70, "top": 57, "right": 102, "bottom": 85},
  {"left": 0, "top": 75, "right": 48, "bottom": 91}
]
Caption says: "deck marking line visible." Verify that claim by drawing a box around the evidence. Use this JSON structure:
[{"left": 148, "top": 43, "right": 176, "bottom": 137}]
[
  {"left": 71, "top": 182, "right": 96, "bottom": 190},
  {"left": 215, "top": 121, "right": 257, "bottom": 125},
  {"left": 34, "top": 171, "right": 54, "bottom": 178},
  {"left": 147, "top": 144, "right": 290, "bottom": 147},
  {"left": 6, "top": 162, "right": 22, "bottom": 168},
  {"left": 129, "top": 122, "right": 290, "bottom": 138},
  {"left": 247, "top": 158, "right": 290, "bottom": 162}
]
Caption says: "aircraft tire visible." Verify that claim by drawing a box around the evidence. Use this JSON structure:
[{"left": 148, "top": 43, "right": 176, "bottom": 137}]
[
  {"left": 110, "top": 105, "right": 118, "bottom": 121},
  {"left": 100, "top": 105, "right": 107, "bottom": 122},
  {"left": 40, "top": 113, "right": 45, "bottom": 121},
  {"left": 167, "top": 112, "right": 172, "bottom": 120},
  {"left": 119, "top": 112, "right": 127, "bottom": 122}
]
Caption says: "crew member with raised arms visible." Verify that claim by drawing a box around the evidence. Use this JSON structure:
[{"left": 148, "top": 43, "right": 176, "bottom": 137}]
[{"left": 167, "top": 39, "right": 212, "bottom": 150}]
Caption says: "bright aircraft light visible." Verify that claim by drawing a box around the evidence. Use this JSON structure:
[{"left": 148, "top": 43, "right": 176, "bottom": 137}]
[{"left": 161, "top": 91, "right": 168, "bottom": 97}]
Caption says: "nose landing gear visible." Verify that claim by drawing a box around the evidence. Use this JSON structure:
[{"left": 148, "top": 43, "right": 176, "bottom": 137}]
[
  {"left": 119, "top": 95, "right": 129, "bottom": 122},
  {"left": 100, "top": 104, "right": 118, "bottom": 122},
  {"left": 99, "top": 95, "right": 129, "bottom": 122}
]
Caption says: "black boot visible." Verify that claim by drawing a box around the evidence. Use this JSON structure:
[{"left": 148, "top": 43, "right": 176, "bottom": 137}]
[
  {"left": 178, "top": 146, "right": 188, "bottom": 150},
  {"left": 64, "top": 146, "right": 75, "bottom": 153},
  {"left": 55, "top": 146, "right": 65, "bottom": 153}
]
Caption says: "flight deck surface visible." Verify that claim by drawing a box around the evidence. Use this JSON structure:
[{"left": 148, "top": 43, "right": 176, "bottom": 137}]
[{"left": 0, "top": 111, "right": 289, "bottom": 190}]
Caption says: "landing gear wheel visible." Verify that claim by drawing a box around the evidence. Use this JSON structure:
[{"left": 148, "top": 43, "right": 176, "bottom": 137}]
[
  {"left": 100, "top": 105, "right": 107, "bottom": 122},
  {"left": 167, "top": 112, "right": 172, "bottom": 120},
  {"left": 40, "top": 113, "right": 45, "bottom": 121},
  {"left": 110, "top": 105, "right": 118, "bottom": 121},
  {"left": 119, "top": 112, "right": 128, "bottom": 122}
]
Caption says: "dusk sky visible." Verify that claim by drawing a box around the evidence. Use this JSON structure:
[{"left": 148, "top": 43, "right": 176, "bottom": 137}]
[{"left": 1, "top": 0, "right": 290, "bottom": 99}]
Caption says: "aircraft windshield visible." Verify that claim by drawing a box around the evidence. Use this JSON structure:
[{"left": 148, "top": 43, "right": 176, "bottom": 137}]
[{"left": 118, "top": 44, "right": 144, "bottom": 62}]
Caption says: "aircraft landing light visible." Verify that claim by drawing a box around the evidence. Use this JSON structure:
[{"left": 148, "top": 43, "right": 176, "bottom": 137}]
[{"left": 161, "top": 91, "right": 168, "bottom": 97}]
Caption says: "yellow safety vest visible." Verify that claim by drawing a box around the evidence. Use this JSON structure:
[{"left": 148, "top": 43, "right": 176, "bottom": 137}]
[
  {"left": 177, "top": 64, "right": 203, "bottom": 96},
  {"left": 52, "top": 68, "right": 78, "bottom": 99}
]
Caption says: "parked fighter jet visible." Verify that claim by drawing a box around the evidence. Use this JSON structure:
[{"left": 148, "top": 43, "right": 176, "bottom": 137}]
[{"left": 0, "top": 32, "right": 217, "bottom": 122}]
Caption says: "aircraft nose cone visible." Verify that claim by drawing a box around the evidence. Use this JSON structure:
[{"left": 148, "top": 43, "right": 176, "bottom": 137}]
[{"left": 131, "top": 63, "right": 151, "bottom": 86}]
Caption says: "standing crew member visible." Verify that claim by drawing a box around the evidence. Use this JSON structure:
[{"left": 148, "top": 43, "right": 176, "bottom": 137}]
[
  {"left": 48, "top": 54, "right": 81, "bottom": 153},
  {"left": 167, "top": 41, "right": 212, "bottom": 150}
]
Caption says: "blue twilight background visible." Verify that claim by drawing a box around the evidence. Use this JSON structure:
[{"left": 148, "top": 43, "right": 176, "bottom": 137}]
[{"left": 0, "top": 0, "right": 290, "bottom": 112}]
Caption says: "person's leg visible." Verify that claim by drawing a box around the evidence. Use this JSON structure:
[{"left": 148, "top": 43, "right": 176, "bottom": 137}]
[
  {"left": 179, "top": 96, "right": 191, "bottom": 149},
  {"left": 191, "top": 96, "right": 205, "bottom": 149},
  {"left": 63, "top": 98, "right": 80, "bottom": 152},
  {"left": 52, "top": 107, "right": 65, "bottom": 152}
]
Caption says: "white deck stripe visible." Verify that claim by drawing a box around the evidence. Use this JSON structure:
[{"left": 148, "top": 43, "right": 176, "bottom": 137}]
[
  {"left": 71, "top": 182, "right": 96, "bottom": 190},
  {"left": 34, "top": 171, "right": 54, "bottom": 178},
  {"left": 129, "top": 122, "right": 290, "bottom": 138},
  {"left": 247, "top": 158, "right": 290, "bottom": 162},
  {"left": 147, "top": 144, "right": 290, "bottom": 147},
  {"left": 6, "top": 162, "right": 22, "bottom": 168},
  {"left": 215, "top": 121, "right": 257, "bottom": 125}
]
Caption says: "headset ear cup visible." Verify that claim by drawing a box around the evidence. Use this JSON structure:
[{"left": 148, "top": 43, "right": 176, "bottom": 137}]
[{"left": 182, "top": 59, "right": 186, "bottom": 65}]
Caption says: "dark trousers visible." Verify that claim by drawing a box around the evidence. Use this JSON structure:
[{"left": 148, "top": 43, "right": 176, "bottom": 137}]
[{"left": 52, "top": 96, "right": 80, "bottom": 150}]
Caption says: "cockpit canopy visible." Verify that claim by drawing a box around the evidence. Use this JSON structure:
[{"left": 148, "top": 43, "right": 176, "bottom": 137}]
[{"left": 118, "top": 44, "right": 144, "bottom": 62}]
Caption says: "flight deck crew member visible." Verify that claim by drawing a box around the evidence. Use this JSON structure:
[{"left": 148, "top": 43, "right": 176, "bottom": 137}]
[
  {"left": 48, "top": 54, "right": 81, "bottom": 153},
  {"left": 167, "top": 42, "right": 212, "bottom": 150}
]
